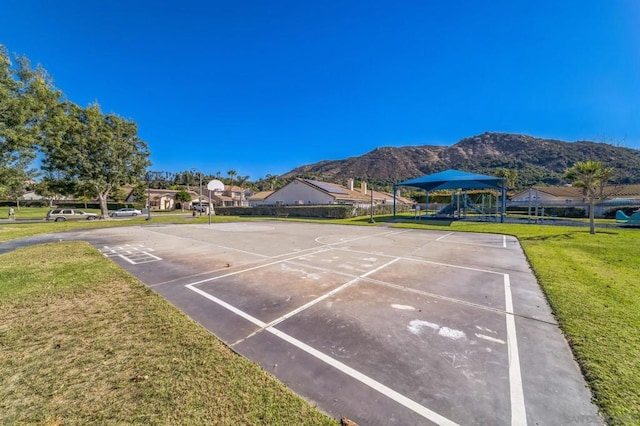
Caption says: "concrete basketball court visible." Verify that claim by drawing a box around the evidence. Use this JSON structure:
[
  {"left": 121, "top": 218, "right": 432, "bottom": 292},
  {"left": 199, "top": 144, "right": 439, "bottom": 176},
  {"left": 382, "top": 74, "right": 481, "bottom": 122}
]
[{"left": 14, "top": 222, "right": 601, "bottom": 425}]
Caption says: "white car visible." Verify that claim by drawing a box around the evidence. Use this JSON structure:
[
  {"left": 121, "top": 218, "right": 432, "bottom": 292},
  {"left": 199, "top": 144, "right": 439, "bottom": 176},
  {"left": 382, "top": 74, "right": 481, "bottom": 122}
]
[{"left": 110, "top": 207, "right": 142, "bottom": 217}]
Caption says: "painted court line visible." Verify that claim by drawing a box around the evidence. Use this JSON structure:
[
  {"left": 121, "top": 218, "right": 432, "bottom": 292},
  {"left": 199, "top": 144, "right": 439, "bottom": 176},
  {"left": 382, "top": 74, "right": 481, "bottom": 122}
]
[
  {"left": 314, "top": 229, "right": 410, "bottom": 246},
  {"left": 185, "top": 247, "right": 334, "bottom": 287},
  {"left": 267, "top": 326, "right": 459, "bottom": 426},
  {"left": 144, "top": 227, "right": 273, "bottom": 259},
  {"left": 436, "top": 232, "right": 454, "bottom": 241},
  {"left": 504, "top": 274, "right": 527, "bottom": 426},
  {"left": 184, "top": 279, "right": 458, "bottom": 426},
  {"left": 229, "top": 257, "right": 402, "bottom": 346}
]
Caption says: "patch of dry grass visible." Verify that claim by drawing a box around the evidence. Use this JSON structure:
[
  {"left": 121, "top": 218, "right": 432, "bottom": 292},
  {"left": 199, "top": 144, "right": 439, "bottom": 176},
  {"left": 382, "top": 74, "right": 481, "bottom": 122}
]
[{"left": 0, "top": 242, "right": 336, "bottom": 425}]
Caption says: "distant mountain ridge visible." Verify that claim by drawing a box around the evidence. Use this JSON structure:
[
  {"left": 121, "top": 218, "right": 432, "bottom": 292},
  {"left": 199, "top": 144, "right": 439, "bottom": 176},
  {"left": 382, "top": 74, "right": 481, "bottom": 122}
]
[{"left": 282, "top": 132, "right": 640, "bottom": 189}]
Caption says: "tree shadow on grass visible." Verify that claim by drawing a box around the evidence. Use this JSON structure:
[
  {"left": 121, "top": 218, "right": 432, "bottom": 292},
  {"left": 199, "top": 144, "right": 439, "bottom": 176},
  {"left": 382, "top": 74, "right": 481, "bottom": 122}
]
[{"left": 520, "top": 229, "right": 620, "bottom": 242}]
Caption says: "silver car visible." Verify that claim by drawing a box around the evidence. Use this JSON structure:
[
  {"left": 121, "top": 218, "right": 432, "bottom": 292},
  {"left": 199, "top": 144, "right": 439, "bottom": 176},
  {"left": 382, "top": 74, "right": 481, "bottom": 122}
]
[{"left": 110, "top": 207, "right": 142, "bottom": 217}]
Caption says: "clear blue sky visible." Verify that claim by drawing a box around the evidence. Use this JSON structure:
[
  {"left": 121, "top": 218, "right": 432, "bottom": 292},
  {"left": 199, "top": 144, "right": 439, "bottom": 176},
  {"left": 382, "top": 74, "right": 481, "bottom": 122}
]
[{"left": 2, "top": 1, "right": 639, "bottom": 180}]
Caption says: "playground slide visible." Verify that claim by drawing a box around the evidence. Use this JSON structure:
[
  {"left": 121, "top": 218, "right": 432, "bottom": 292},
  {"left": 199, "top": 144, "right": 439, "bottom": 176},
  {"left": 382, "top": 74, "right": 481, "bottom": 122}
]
[{"left": 615, "top": 210, "right": 640, "bottom": 226}]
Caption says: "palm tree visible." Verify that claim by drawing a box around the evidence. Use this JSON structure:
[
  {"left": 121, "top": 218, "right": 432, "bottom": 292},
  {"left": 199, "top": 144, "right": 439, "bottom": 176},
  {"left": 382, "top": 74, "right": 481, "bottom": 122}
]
[
  {"left": 495, "top": 168, "right": 518, "bottom": 190},
  {"left": 236, "top": 175, "right": 250, "bottom": 206},
  {"left": 227, "top": 169, "right": 237, "bottom": 187},
  {"left": 265, "top": 174, "right": 279, "bottom": 190},
  {"left": 565, "top": 161, "right": 615, "bottom": 234}
]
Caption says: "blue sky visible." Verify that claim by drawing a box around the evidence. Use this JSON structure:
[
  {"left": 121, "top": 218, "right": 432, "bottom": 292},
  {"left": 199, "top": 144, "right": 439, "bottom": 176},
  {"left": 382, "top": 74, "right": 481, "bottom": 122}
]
[{"left": 2, "top": 1, "right": 639, "bottom": 180}]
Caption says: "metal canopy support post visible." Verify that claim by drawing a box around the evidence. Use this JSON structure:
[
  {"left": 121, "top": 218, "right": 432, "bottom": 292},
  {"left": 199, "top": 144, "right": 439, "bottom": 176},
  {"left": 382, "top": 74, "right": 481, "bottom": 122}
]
[
  {"left": 199, "top": 173, "right": 203, "bottom": 216},
  {"left": 501, "top": 179, "right": 507, "bottom": 223},
  {"left": 368, "top": 185, "right": 375, "bottom": 223},
  {"left": 425, "top": 191, "right": 429, "bottom": 219},
  {"left": 393, "top": 184, "right": 397, "bottom": 217}
]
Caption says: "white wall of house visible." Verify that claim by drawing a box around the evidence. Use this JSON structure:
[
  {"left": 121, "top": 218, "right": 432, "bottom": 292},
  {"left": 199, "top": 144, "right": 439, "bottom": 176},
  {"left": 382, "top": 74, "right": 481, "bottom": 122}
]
[
  {"left": 510, "top": 190, "right": 582, "bottom": 204},
  {"left": 266, "top": 180, "right": 335, "bottom": 205}
]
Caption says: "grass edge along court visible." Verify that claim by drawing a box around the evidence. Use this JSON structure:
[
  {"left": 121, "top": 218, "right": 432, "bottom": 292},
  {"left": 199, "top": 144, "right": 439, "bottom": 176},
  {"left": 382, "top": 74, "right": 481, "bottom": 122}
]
[
  {"left": 1, "top": 217, "right": 639, "bottom": 424},
  {"left": 0, "top": 241, "right": 337, "bottom": 425}
]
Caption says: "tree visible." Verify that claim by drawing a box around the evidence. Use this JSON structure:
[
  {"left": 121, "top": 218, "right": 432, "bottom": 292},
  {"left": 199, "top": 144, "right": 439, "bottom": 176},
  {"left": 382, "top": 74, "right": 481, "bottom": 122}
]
[
  {"left": 265, "top": 174, "right": 279, "bottom": 190},
  {"left": 236, "top": 175, "right": 250, "bottom": 205},
  {"left": 41, "top": 102, "right": 150, "bottom": 219},
  {"left": 175, "top": 190, "right": 191, "bottom": 211},
  {"left": 565, "top": 161, "right": 615, "bottom": 234},
  {"left": 495, "top": 168, "right": 518, "bottom": 190},
  {"left": 227, "top": 169, "right": 237, "bottom": 187},
  {"left": 130, "top": 181, "right": 148, "bottom": 207},
  {"left": 1, "top": 45, "right": 61, "bottom": 197}
]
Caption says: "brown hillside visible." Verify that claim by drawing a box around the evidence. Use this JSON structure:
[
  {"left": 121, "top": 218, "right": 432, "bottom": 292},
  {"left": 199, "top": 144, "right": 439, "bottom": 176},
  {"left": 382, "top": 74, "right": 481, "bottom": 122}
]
[{"left": 282, "top": 132, "right": 640, "bottom": 189}]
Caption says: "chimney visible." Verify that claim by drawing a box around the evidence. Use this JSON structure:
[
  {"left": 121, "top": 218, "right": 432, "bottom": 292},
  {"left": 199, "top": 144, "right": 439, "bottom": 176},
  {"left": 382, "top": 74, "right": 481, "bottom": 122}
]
[
  {"left": 361, "top": 182, "right": 367, "bottom": 195},
  {"left": 348, "top": 178, "right": 354, "bottom": 191}
]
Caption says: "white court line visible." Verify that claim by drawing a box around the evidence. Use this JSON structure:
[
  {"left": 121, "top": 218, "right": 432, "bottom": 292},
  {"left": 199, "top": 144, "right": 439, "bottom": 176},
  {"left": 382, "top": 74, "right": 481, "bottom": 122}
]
[
  {"left": 143, "top": 227, "right": 273, "bottom": 259},
  {"left": 118, "top": 254, "right": 136, "bottom": 264},
  {"left": 314, "top": 229, "right": 410, "bottom": 246},
  {"left": 185, "top": 247, "right": 334, "bottom": 287},
  {"left": 337, "top": 246, "right": 505, "bottom": 276},
  {"left": 229, "top": 258, "right": 402, "bottom": 346},
  {"left": 184, "top": 279, "right": 459, "bottom": 426},
  {"left": 503, "top": 235, "right": 507, "bottom": 248},
  {"left": 268, "top": 327, "right": 459, "bottom": 426},
  {"left": 436, "top": 232, "right": 454, "bottom": 241},
  {"left": 327, "top": 242, "right": 510, "bottom": 276},
  {"left": 141, "top": 251, "right": 162, "bottom": 260},
  {"left": 186, "top": 284, "right": 267, "bottom": 327},
  {"left": 504, "top": 274, "right": 527, "bottom": 426}
]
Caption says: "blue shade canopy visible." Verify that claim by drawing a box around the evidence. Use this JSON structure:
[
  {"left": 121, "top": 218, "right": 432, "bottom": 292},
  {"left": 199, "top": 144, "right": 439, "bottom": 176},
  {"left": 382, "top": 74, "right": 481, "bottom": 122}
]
[{"left": 397, "top": 169, "right": 504, "bottom": 191}]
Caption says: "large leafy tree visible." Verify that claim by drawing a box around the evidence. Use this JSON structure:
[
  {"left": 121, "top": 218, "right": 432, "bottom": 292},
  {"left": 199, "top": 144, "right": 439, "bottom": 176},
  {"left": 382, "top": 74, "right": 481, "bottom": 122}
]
[
  {"left": 0, "top": 45, "right": 60, "bottom": 200},
  {"left": 175, "top": 190, "right": 191, "bottom": 211},
  {"left": 41, "top": 102, "right": 150, "bottom": 219},
  {"left": 565, "top": 160, "right": 615, "bottom": 234}
]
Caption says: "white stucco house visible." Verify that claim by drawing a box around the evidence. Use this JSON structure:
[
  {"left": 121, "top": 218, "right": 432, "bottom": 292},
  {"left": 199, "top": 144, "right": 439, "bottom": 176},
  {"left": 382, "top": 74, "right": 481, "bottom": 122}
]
[{"left": 261, "top": 178, "right": 413, "bottom": 207}]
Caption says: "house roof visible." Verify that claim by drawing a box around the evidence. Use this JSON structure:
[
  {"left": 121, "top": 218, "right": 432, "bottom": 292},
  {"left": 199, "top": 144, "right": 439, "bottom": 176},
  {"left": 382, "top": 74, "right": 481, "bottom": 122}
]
[
  {"left": 527, "top": 186, "right": 585, "bottom": 198},
  {"left": 512, "top": 184, "right": 640, "bottom": 200},
  {"left": 264, "top": 178, "right": 413, "bottom": 204},
  {"left": 397, "top": 169, "right": 504, "bottom": 191},
  {"left": 249, "top": 191, "right": 274, "bottom": 201}
]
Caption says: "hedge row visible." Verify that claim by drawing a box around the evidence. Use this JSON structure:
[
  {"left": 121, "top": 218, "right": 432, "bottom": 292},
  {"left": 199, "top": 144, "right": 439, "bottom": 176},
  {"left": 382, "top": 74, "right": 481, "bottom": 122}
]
[{"left": 216, "top": 204, "right": 412, "bottom": 219}]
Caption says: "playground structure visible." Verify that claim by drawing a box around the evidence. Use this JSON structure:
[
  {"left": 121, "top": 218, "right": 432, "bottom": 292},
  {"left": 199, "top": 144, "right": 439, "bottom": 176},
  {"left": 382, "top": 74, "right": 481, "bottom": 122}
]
[
  {"left": 394, "top": 169, "right": 507, "bottom": 223},
  {"left": 433, "top": 191, "right": 500, "bottom": 221},
  {"left": 615, "top": 209, "right": 640, "bottom": 227}
]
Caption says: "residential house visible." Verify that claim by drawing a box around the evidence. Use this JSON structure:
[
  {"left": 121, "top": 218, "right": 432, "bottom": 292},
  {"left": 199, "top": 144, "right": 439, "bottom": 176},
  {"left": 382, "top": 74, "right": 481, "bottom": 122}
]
[
  {"left": 248, "top": 191, "right": 275, "bottom": 207},
  {"left": 209, "top": 185, "right": 252, "bottom": 207},
  {"left": 509, "top": 184, "right": 640, "bottom": 217},
  {"left": 262, "top": 178, "right": 413, "bottom": 207},
  {"left": 126, "top": 188, "right": 205, "bottom": 211}
]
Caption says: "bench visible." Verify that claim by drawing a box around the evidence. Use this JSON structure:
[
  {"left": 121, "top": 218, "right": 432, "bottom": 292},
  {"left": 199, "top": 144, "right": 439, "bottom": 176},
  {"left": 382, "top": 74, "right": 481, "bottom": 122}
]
[{"left": 275, "top": 212, "right": 289, "bottom": 218}]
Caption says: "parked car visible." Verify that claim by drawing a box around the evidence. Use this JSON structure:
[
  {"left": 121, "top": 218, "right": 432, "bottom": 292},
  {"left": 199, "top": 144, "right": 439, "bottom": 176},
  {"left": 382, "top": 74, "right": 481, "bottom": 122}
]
[
  {"left": 110, "top": 207, "right": 142, "bottom": 217},
  {"left": 192, "top": 202, "right": 212, "bottom": 213},
  {"left": 46, "top": 208, "right": 99, "bottom": 222}
]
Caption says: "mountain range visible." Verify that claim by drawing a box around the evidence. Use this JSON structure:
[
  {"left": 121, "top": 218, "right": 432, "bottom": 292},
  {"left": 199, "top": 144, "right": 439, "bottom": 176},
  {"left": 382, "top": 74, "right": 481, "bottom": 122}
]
[{"left": 281, "top": 132, "right": 640, "bottom": 189}]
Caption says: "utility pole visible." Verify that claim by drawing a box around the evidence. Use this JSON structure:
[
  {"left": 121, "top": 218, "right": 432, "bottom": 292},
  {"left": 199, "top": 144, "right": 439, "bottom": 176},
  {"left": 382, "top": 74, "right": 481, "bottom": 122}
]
[
  {"left": 199, "top": 172, "right": 203, "bottom": 216},
  {"left": 146, "top": 172, "right": 152, "bottom": 221},
  {"left": 368, "top": 185, "right": 375, "bottom": 224}
]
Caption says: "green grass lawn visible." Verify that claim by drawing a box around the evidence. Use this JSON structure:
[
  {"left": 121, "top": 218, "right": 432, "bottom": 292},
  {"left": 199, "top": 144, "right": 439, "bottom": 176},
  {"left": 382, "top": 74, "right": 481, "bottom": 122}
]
[
  {"left": 0, "top": 242, "right": 337, "bottom": 425},
  {"left": 1, "top": 214, "right": 639, "bottom": 424}
]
